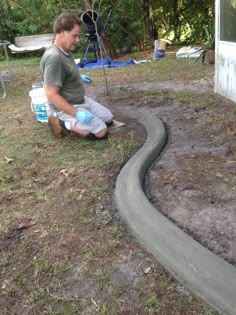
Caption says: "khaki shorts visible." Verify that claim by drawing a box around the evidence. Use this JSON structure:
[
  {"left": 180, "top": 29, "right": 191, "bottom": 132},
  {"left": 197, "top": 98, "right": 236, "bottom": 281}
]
[{"left": 55, "top": 96, "right": 113, "bottom": 134}]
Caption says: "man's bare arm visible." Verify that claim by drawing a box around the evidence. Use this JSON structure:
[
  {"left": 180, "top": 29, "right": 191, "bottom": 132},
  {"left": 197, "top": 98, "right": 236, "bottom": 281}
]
[{"left": 44, "top": 83, "right": 77, "bottom": 117}]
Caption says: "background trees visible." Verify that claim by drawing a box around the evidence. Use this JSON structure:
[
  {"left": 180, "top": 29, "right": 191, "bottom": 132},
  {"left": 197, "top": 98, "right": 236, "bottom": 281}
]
[{"left": 0, "top": 0, "right": 215, "bottom": 52}]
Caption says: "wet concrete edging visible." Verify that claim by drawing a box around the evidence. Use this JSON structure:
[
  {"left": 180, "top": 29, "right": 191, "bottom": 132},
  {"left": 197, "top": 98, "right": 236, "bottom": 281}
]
[{"left": 114, "top": 114, "right": 236, "bottom": 315}]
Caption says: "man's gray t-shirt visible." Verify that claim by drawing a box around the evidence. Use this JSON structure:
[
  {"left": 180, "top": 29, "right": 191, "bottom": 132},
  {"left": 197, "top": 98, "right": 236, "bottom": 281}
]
[{"left": 40, "top": 44, "right": 85, "bottom": 112}]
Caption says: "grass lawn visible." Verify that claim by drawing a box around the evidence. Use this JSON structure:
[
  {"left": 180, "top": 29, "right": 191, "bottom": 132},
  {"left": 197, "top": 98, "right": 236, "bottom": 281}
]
[{"left": 0, "top": 52, "right": 220, "bottom": 314}]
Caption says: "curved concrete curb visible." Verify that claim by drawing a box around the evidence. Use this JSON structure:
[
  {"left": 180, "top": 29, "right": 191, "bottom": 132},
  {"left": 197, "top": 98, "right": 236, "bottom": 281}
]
[{"left": 115, "top": 114, "right": 236, "bottom": 315}]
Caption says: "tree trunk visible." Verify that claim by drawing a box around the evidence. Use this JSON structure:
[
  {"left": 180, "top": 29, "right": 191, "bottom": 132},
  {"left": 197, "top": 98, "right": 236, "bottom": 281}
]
[
  {"left": 101, "top": 33, "right": 118, "bottom": 59},
  {"left": 172, "top": 0, "right": 181, "bottom": 42},
  {"left": 143, "top": 0, "right": 158, "bottom": 44}
]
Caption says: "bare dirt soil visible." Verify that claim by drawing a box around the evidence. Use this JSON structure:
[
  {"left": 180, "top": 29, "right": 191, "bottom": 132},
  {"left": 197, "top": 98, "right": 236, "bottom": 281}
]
[
  {"left": 92, "top": 76, "right": 236, "bottom": 267},
  {"left": 146, "top": 90, "right": 236, "bottom": 266}
]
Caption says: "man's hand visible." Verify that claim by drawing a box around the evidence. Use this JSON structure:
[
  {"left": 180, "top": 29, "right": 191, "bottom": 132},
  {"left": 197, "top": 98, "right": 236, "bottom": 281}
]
[
  {"left": 76, "top": 110, "right": 94, "bottom": 124},
  {"left": 81, "top": 75, "right": 92, "bottom": 84}
]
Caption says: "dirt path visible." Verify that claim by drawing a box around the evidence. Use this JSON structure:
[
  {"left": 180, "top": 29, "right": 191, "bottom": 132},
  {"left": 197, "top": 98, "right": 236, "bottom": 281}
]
[
  {"left": 145, "top": 97, "right": 236, "bottom": 266},
  {"left": 90, "top": 77, "right": 236, "bottom": 267}
]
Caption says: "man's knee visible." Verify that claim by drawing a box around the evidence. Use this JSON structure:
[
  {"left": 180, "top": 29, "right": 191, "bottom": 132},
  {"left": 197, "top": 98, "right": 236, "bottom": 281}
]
[
  {"left": 96, "top": 127, "right": 108, "bottom": 138},
  {"left": 85, "top": 127, "right": 109, "bottom": 141}
]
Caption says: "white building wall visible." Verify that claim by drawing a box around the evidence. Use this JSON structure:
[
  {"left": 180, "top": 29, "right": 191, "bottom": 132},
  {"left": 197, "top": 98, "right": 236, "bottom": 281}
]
[{"left": 215, "top": 0, "right": 236, "bottom": 103}]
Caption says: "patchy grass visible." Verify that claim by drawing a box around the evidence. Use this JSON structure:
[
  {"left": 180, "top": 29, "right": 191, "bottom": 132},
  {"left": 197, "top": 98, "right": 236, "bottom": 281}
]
[
  {"left": 85, "top": 58, "right": 214, "bottom": 86},
  {"left": 0, "top": 53, "right": 219, "bottom": 314}
]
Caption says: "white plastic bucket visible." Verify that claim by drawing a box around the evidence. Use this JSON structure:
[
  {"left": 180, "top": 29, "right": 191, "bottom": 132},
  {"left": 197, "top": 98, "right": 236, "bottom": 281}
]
[{"left": 29, "top": 88, "right": 49, "bottom": 123}]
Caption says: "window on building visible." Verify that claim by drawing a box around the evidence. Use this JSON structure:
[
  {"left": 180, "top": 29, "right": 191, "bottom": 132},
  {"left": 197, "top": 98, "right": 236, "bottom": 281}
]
[{"left": 220, "top": 0, "right": 236, "bottom": 42}]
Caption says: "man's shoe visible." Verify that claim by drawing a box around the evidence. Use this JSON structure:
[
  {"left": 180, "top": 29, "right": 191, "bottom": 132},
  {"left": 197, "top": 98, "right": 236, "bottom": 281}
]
[
  {"left": 106, "top": 120, "right": 114, "bottom": 127},
  {"left": 48, "top": 116, "right": 65, "bottom": 138},
  {"left": 85, "top": 132, "right": 109, "bottom": 141}
]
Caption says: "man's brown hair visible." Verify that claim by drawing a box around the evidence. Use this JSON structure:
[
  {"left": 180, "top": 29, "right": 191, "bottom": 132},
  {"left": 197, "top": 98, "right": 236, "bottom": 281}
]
[{"left": 53, "top": 13, "right": 81, "bottom": 34}]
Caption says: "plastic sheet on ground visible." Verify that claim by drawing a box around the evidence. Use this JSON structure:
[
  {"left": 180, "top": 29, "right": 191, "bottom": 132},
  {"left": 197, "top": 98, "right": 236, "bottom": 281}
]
[{"left": 75, "top": 57, "right": 151, "bottom": 70}]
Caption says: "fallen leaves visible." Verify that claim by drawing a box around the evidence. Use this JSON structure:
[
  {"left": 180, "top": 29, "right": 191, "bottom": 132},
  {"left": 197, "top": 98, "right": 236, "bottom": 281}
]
[
  {"left": 0, "top": 155, "right": 14, "bottom": 164},
  {"left": 60, "top": 169, "right": 69, "bottom": 177},
  {"left": 77, "top": 189, "right": 87, "bottom": 201},
  {"left": 143, "top": 266, "right": 152, "bottom": 274}
]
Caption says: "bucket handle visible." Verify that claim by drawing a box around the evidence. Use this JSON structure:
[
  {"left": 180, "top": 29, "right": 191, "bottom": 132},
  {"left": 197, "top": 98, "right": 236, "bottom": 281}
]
[{"left": 31, "top": 102, "right": 36, "bottom": 114}]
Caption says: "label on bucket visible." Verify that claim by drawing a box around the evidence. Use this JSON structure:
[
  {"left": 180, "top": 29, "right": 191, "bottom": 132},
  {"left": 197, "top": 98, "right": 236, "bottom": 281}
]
[
  {"left": 29, "top": 88, "right": 49, "bottom": 123},
  {"left": 33, "top": 103, "right": 49, "bottom": 123}
]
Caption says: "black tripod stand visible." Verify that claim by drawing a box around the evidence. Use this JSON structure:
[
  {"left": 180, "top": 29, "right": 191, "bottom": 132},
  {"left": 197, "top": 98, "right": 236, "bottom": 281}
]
[
  {"left": 80, "top": 9, "right": 112, "bottom": 67},
  {"left": 83, "top": 33, "right": 109, "bottom": 63}
]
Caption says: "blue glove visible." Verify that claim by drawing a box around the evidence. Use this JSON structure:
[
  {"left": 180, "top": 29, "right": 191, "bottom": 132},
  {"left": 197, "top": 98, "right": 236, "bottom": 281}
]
[
  {"left": 81, "top": 74, "right": 92, "bottom": 84},
  {"left": 76, "top": 110, "right": 94, "bottom": 124}
]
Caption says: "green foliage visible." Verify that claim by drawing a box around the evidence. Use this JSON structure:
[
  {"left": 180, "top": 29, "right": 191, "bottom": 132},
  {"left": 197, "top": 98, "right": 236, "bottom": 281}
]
[
  {"left": 0, "top": 0, "right": 84, "bottom": 39},
  {"left": 0, "top": 0, "right": 12, "bottom": 39},
  {"left": 204, "top": 19, "right": 215, "bottom": 49},
  {"left": 91, "top": 0, "right": 145, "bottom": 51},
  {"left": 154, "top": 0, "right": 215, "bottom": 44},
  {"left": 1, "top": 0, "right": 215, "bottom": 49},
  {"left": 144, "top": 292, "right": 160, "bottom": 313}
]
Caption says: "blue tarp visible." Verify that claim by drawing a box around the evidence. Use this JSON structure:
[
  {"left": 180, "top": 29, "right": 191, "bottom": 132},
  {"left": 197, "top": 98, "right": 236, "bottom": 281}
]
[{"left": 76, "top": 58, "right": 136, "bottom": 70}]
